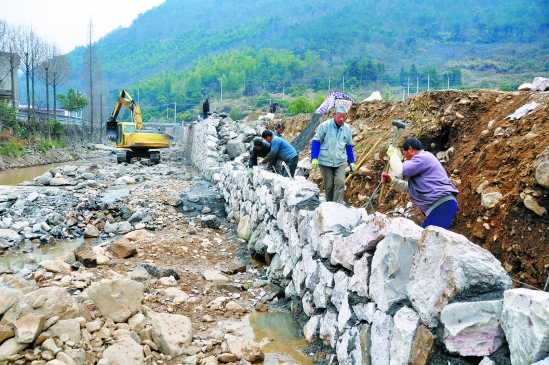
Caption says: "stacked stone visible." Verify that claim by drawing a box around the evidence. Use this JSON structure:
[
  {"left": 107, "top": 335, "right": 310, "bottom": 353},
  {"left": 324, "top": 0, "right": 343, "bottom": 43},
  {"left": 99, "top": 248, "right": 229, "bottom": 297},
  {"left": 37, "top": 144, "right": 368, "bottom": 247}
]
[
  {"left": 218, "top": 161, "right": 549, "bottom": 365},
  {"left": 187, "top": 115, "right": 274, "bottom": 183}
]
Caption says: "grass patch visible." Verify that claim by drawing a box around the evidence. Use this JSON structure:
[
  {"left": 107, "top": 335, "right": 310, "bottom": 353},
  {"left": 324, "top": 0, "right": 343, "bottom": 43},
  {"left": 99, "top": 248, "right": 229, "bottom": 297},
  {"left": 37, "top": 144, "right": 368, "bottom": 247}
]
[
  {"left": 0, "top": 139, "right": 27, "bottom": 156},
  {"left": 37, "top": 138, "right": 66, "bottom": 153}
]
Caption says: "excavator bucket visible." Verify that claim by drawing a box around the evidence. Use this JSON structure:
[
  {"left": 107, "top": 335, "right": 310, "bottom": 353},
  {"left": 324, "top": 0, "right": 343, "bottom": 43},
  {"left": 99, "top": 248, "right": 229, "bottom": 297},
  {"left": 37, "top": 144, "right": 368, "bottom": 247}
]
[{"left": 106, "top": 120, "right": 118, "bottom": 142}]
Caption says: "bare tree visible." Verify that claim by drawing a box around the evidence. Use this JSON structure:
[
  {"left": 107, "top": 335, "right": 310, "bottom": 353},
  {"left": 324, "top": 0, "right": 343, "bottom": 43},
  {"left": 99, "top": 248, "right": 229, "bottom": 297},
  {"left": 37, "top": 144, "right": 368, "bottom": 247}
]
[
  {"left": 99, "top": 64, "right": 104, "bottom": 143},
  {"left": 49, "top": 44, "right": 72, "bottom": 122},
  {"left": 81, "top": 20, "right": 101, "bottom": 142},
  {"left": 36, "top": 40, "right": 52, "bottom": 128},
  {"left": 17, "top": 26, "right": 45, "bottom": 123}
]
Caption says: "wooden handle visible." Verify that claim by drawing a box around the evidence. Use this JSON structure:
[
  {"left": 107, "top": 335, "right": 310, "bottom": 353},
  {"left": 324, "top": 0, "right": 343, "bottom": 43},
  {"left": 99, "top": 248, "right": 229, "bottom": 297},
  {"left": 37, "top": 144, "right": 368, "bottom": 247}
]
[{"left": 345, "top": 138, "right": 383, "bottom": 184}]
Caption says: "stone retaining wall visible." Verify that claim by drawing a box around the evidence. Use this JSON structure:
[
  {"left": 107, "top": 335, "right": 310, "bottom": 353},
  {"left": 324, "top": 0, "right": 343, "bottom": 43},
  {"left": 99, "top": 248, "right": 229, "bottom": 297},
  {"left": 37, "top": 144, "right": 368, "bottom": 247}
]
[{"left": 189, "top": 116, "right": 549, "bottom": 365}]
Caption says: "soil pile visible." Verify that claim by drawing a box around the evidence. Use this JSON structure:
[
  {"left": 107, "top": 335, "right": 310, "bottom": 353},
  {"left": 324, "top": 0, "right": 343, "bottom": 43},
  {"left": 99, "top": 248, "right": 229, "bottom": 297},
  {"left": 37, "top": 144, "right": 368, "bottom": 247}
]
[{"left": 284, "top": 89, "right": 549, "bottom": 289}]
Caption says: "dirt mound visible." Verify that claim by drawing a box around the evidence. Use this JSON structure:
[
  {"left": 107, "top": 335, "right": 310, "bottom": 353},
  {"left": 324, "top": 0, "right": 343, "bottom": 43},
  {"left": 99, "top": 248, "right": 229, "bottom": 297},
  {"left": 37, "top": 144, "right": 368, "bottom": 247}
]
[{"left": 283, "top": 89, "right": 549, "bottom": 289}]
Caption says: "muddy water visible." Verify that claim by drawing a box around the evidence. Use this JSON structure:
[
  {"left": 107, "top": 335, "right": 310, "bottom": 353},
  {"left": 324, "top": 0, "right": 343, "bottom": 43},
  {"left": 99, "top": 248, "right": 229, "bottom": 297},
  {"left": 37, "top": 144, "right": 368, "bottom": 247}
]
[
  {"left": 224, "top": 312, "right": 313, "bottom": 365},
  {"left": 0, "top": 158, "right": 111, "bottom": 186},
  {"left": 0, "top": 237, "right": 100, "bottom": 271}
]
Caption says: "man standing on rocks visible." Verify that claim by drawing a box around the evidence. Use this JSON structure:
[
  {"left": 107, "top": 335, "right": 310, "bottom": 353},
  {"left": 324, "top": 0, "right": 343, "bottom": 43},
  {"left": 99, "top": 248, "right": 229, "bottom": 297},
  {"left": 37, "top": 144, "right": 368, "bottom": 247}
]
[
  {"left": 381, "top": 137, "right": 459, "bottom": 229},
  {"left": 310, "top": 105, "right": 356, "bottom": 203},
  {"left": 202, "top": 98, "right": 210, "bottom": 119},
  {"left": 261, "top": 130, "right": 298, "bottom": 177}
]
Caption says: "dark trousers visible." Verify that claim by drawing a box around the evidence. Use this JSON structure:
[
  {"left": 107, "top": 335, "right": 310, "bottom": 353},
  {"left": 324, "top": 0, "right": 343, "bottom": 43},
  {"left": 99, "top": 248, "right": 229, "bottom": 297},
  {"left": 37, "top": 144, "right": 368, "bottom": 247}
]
[
  {"left": 422, "top": 200, "right": 458, "bottom": 229},
  {"left": 319, "top": 164, "right": 346, "bottom": 203}
]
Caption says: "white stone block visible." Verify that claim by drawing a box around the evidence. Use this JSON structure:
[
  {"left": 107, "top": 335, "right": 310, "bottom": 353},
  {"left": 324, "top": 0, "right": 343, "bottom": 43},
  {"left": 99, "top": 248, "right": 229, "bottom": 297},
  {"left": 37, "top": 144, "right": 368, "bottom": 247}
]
[
  {"left": 501, "top": 288, "right": 549, "bottom": 365},
  {"left": 369, "top": 232, "right": 419, "bottom": 312},
  {"left": 336, "top": 326, "right": 363, "bottom": 365},
  {"left": 390, "top": 307, "right": 420, "bottom": 365},
  {"left": 371, "top": 311, "right": 394, "bottom": 365},
  {"left": 319, "top": 309, "right": 339, "bottom": 347},
  {"left": 441, "top": 300, "right": 504, "bottom": 356},
  {"left": 348, "top": 253, "right": 370, "bottom": 298}
]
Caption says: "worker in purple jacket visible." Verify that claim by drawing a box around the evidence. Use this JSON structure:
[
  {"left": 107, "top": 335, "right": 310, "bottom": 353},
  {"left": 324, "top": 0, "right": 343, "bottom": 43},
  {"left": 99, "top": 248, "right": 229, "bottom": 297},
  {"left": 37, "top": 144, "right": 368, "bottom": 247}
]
[{"left": 381, "top": 137, "right": 459, "bottom": 229}]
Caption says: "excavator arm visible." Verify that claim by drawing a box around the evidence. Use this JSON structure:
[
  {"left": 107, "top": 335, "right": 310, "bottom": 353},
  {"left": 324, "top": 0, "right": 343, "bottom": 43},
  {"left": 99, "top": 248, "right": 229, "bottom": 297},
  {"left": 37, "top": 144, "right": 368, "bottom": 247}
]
[{"left": 106, "top": 90, "right": 143, "bottom": 141}]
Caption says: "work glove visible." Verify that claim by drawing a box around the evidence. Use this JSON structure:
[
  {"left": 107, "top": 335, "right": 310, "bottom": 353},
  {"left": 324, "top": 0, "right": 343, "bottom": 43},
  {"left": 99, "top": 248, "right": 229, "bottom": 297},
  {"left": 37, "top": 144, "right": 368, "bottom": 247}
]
[
  {"left": 381, "top": 172, "right": 392, "bottom": 184},
  {"left": 311, "top": 158, "right": 319, "bottom": 170},
  {"left": 246, "top": 169, "right": 253, "bottom": 178},
  {"left": 387, "top": 145, "right": 398, "bottom": 159},
  {"left": 349, "top": 163, "right": 356, "bottom": 173}
]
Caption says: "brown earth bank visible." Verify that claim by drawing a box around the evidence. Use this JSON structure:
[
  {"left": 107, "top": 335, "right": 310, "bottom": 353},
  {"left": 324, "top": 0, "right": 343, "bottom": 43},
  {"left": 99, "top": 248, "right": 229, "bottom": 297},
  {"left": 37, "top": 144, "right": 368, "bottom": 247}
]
[{"left": 280, "top": 89, "right": 549, "bottom": 289}]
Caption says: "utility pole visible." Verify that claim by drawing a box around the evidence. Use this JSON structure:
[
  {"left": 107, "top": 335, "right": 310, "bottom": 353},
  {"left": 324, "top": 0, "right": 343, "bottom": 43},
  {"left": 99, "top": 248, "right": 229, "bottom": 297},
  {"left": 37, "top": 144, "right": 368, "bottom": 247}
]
[
  {"left": 174, "top": 102, "right": 177, "bottom": 123},
  {"left": 407, "top": 78, "right": 410, "bottom": 97},
  {"left": 447, "top": 76, "right": 450, "bottom": 90},
  {"left": 282, "top": 87, "right": 285, "bottom": 101},
  {"left": 402, "top": 88, "right": 405, "bottom": 100},
  {"left": 328, "top": 77, "right": 331, "bottom": 92},
  {"left": 416, "top": 76, "right": 419, "bottom": 94},
  {"left": 427, "top": 74, "right": 430, "bottom": 91},
  {"left": 342, "top": 75, "right": 345, "bottom": 92}
]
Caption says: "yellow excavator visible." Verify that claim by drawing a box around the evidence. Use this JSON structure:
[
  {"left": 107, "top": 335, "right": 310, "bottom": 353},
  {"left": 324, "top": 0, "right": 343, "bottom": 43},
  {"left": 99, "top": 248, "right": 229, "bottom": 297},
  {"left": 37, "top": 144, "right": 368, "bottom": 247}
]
[{"left": 106, "top": 90, "right": 170, "bottom": 164}]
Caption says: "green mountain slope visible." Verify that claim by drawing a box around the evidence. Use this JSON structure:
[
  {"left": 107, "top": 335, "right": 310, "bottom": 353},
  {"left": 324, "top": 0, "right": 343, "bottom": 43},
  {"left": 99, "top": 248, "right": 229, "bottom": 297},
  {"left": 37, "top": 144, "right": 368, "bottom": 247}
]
[{"left": 61, "top": 0, "right": 548, "bottom": 117}]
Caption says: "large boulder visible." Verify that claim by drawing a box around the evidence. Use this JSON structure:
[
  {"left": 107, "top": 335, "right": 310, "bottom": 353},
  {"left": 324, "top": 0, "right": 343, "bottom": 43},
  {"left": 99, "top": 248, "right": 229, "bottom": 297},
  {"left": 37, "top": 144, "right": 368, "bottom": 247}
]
[
  {"left": 369, "top": 232, "right": 420, "bottom": 312},
  {"left": 4, "top": 287, "right": 80, "bottom": 322},
  {"left": 225, "top": 334, "right": 264, "bottom": 363},
  {"left": 102, "top": 335, "right": 144, "bottom": 365},
  {"left": 86, "top": 279, "right": 144, "bottom": 322},
  {"left": 407, "top": 227, "right": 512, "bottom": 327},
  {"left": 146, "top": 311, "right": 192, "bottom": 357}
]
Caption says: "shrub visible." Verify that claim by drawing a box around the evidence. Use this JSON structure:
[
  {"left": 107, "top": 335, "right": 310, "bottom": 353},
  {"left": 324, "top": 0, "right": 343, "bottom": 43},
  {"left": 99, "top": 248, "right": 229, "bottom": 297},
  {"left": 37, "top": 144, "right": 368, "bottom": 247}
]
[
  {"left": 50, "top": 119, "right": 64, "bottom": 139},
  {"left": 288, "top": 96, "right": 315, "bottom": 115},
  {"left": 0, "top": 100, "right": 20, "bottom": 136},
  {"left": 229, "top": 108, "right": 241, "bottom": 120}
]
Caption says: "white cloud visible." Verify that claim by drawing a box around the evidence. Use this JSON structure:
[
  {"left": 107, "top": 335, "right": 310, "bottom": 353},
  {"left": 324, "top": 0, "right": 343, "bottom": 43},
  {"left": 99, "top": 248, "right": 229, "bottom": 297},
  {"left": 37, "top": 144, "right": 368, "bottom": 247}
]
[{"left": 0, "top": 0, "right": 165, "bottom": 53}]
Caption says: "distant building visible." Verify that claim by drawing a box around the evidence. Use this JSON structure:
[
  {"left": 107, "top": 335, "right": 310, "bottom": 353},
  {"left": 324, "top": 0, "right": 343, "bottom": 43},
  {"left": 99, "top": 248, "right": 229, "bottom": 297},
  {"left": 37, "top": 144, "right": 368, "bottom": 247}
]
[{"left": 0, "top": 51, "right": 21, "bottom": 107}]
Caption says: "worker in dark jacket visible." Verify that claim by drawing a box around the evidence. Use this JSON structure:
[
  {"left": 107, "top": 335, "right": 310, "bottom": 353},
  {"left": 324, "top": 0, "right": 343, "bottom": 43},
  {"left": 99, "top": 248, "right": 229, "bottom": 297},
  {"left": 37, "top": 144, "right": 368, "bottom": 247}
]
[
  {"left": 202, "top": 98, "right": 210, "bottom": 119},
  {"left": 247, "top": 138, "right": 271, "bottom": 177},
  {"left": 261, "top": 130, "right": 298, "bottom": 177}
]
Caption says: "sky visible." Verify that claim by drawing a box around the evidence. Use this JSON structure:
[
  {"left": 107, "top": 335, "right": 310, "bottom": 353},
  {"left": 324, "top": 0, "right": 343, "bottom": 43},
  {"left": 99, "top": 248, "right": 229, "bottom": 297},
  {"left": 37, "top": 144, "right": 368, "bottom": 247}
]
[{"left": 0, "top": 0, "right": 166, "bottom": 53}]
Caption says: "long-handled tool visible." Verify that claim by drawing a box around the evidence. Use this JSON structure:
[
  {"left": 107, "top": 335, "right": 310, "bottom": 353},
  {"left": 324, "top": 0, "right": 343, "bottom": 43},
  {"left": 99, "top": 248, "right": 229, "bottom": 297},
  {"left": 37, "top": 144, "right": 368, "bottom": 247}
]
[
  {"left": 344, "top": 138, "right": 383, "bottom": 184},
  {"left": 363, "top": 180, "right": 384, "bottom": 215},
  {"left": 378, "top": 120, "right": 407, "bottom": 204}
]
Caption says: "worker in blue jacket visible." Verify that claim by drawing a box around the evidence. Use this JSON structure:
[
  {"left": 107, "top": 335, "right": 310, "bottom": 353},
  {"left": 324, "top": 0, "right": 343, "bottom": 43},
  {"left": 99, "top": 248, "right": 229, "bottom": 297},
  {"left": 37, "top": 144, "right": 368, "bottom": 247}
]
[
  {"left": 261, "top": 130, "right": 298, "bottom": 177},
  {"left": 310, "top": 105, "right": 356, "bottom": 203}
]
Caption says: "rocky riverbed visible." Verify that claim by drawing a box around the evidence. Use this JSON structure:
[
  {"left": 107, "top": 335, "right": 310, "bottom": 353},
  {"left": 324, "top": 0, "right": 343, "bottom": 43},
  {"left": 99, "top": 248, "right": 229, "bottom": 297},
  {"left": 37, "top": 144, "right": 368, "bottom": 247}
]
[{"left": 0, "top": 144, "right": 297, "bottom": 365}]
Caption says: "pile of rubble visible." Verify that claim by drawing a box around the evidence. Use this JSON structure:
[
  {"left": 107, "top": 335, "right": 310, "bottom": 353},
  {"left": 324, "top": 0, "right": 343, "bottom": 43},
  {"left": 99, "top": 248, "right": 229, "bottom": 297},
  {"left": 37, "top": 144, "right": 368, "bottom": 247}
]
[{"left": 0, "top": 262, "right": 265, "bottom": 364}]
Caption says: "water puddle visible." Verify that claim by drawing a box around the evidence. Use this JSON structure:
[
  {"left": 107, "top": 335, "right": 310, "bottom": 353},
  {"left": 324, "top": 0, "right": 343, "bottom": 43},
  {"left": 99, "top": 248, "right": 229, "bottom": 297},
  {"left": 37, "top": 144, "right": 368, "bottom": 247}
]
[
  {"left": 224, "top": 312, "right": 313, "bottom": 365},
  {"left": 0, "top": 237, "right": 100, "bottom": 272}
]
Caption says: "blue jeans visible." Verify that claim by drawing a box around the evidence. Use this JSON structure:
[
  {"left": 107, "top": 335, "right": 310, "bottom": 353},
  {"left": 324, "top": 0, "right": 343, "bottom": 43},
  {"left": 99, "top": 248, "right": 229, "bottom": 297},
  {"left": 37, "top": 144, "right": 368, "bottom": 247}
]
[{"left": 421, "top": 200, "right": 458, "bottom": 229}]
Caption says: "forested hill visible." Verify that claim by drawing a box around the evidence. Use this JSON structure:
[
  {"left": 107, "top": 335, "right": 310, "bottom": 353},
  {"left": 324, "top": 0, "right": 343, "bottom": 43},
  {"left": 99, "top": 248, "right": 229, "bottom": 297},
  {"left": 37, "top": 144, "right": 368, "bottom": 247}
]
[{"left": 64, "top": 0, "right": 548, "bottom": 117}]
